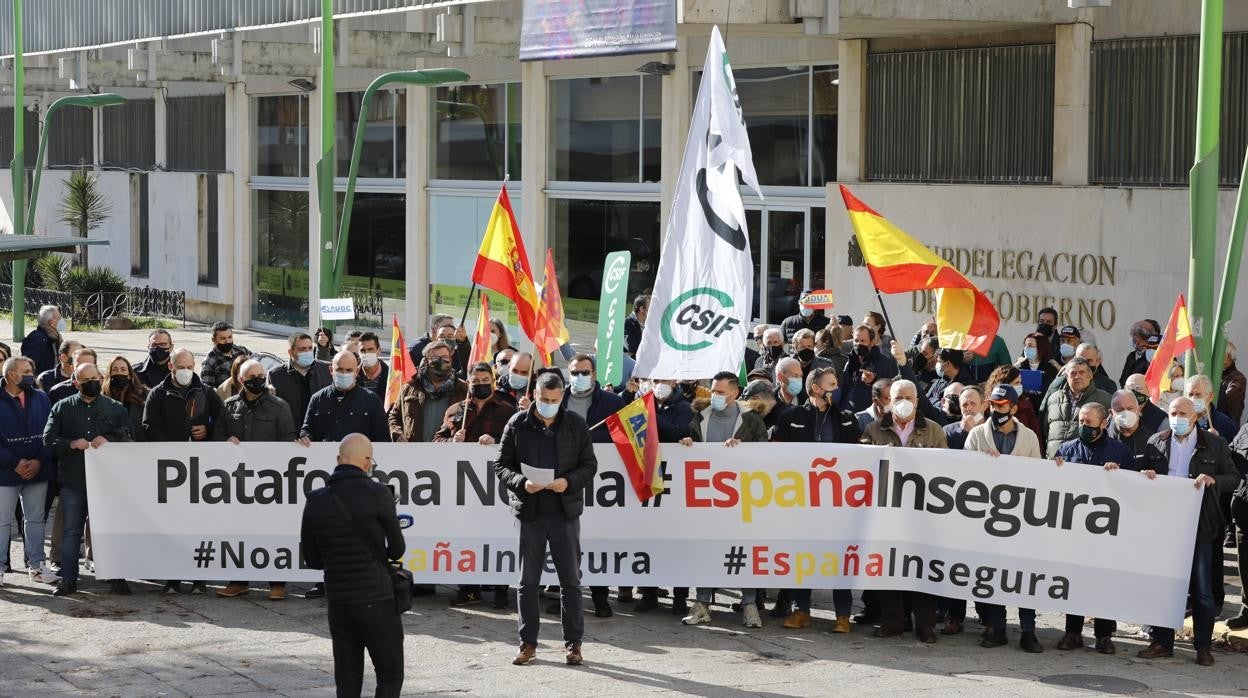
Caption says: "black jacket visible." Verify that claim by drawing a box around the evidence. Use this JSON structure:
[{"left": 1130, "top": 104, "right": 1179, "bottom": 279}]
[
  {"left": 133, "top": 356, "right": 171, "bottom": 389},
  {"left": 624, "top": 314, "right": 644, "bottom": 357},
  {"left": 300, "top": 466, "right": 405, "bottom": 606},
  {"left": 770, "top": 401, "right": 862, "bottom": 444},
  {"left": 269, "top": 361, "right": 332, "bottom": 427},
  {"left": 143, "top": 373, "right": 223, "bottom": 442},
  {"left": 301, "top": 385, "right": 390, "bottom": 443},
  {"left": 1119, "top": 350, "right": 1151, "bottom": 388},
  {"left": 778, "top": 312, "right": 829, "bottom": 343},
  {"left": 1225, "top": 423, "right": 1248, "bottom": 502},
  {"left": 493, "top": 407, "right": 598, "bottom": 522},
  {"left": 561, "top": 384, "right": 626, "bottom": 443},
  {"left": 1142, "top": 428, "right": 1242, "bottom": 544},
  {"left": 214, "top": 392, "right": 298, "bottom": 442},
  {"left": 43, "top": 394, "right": 133, "bottom": 491},
  {"left": 838, "top": 346, "right": 899, "bottom": 413},
  {"left": 21, "top": 326, "right": 59, "bottom": 375}
]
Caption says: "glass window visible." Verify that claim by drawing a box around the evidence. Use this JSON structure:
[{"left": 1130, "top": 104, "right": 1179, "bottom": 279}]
[
  {"left": 428, "top": 194, "right": 524, "bottom": 331},
  {"left": 552, "top": 76, "right": 661, "bottom": 183},
  {"left": 810, "top": 67, "right": 838, "bottom": 187},
  {"left": 167, "top": 95, "right": 226, "bottom": 172},
  {"left": 434, "top": 83, "right": 521, "bottom": 180},
  {"left": 334, "top": 192, "right": 406, "bottom": 329},
  {"left": 252, "top": 190, "right": 309, "bottom": 327},
  {"left": 101, "top": 99, "right": 155, "bottom": 170},
  {"left": 49, "top": 106, "right": 96, "bottom": 169},
  {"left": 336, "top": 91, "right": 403, "bottom": 179},
  {"left": 549, "top": 199, "right": 661, "bottom": 336},
  {"left": 256, "top": 95, "right": 308, "bottom": 177}
]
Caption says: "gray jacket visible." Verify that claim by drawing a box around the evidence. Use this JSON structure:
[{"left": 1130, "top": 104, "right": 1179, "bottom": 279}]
[{"left": 214, "top": 392, "right": 298, "bottom": 442}]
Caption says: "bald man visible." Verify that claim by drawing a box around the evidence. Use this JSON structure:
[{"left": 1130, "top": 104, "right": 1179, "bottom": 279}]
[
  {"left": 301, "top": 433, "right": 406, "bottom": 697},
  {"left": 142, "top": 347, "right": 223, "bottom": 443}
]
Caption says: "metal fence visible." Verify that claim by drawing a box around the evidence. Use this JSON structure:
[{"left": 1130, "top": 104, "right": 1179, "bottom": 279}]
[
  {"left": 0, "top": 282, "right": 185, "bottom": 327},
  {"left": 0, "top": 283, "right": 73, "bottom": 323}
]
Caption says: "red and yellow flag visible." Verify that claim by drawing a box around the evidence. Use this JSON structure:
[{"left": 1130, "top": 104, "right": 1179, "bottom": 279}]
[
  {"left": 471, "top": 184, "right": 540, "bottom": 341},
  {"left": 469, "top": 293, "right": 494, "bottom": 367},
  {"left": 839, "top": 184, "right": 1000, "bottom": 356},
  {"left": 1145, "top": 294, "right": 1195, "bottom": 402},
  {"left": 383, "top": 315, "right": 414, "bottom": 411},
  {"left": 532, "top": 248, "right": 570, "bottom": 367},
  {"left": 606, "top": 392, "right": 663, "bottom": 503}
]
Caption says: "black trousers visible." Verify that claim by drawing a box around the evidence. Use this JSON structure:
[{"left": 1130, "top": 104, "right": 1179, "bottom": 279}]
[
  {"left": 879, "top": 590, "right": 936, "bottom": 634},
  {"left": 328, "top": 601, "right": 404, "bottom": 698},
  {"left": 518, "top": 515, "right": 584, "bottom": 646},
  {"left": 1064, "top": 614, "right": 1116, "bottom": 639}
]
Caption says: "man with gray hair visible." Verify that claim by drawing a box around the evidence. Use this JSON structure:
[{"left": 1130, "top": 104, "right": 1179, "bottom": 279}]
[
  {"left": 1041, "top": 357, "right": 1112, "bottom": 457},
  {"left": 1045, "top": 343, "right": 1117, "bottom": 400},
  {"left": 753, "top": 327, "right": 786, "bottom": 373},
  {"left": 21, "top": 304, "right": 64, "bottom": 375},
  {"left": 1107, "top": 389, "right": 1155, "bottom": 470},
  {"left": 1220, "top": 341, "right": 1245, "bottom": 423},
  {"left": 773, "top": 356, "right": 804, "bottom": 409},
  {"left": 0, "top": 355, "right": 60, "bottom": 587}
]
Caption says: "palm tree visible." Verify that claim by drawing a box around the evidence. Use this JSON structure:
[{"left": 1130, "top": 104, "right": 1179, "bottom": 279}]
[{"left": 58, "top": 166, "right": 111, "bottom": 267}]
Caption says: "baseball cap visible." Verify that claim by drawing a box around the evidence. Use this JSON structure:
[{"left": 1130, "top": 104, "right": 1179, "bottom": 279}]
[
  {"left": 742, "top": 380, "right": 774, "bottom": 400},
  {"left": 1059, "top": 325, "right": 1080, "bottom": 339},
  {"left": 987, "top": 384, "right": 1019, "bottom": 405},
  {"left": 1146, "top": 334, "right": 1161, "bottom": 348},
  {"left": 837, "top": 314, "right": 854, "bottom": 327}
]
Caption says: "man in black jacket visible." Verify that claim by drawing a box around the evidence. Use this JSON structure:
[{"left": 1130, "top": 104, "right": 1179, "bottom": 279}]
[
  {"left": 133, "top": 330, "right": 174, "bottom": 388},
  {"left": 494, "top": 370, "right": 598, "bottom": 667},
  {"left": 269, "top": 332, "right": 332, "bottom": 427},
  {"left": 301, "top": 434, "right": 405, "bottom": 698},
  {"left": 299, "top": 351, "right": 389, "bottom": 445},
  {"left": 1135, "top": 397, "right": 1241, "bottom": 667},
  {"left": 624, "top": 295, "right": 649, "bottom": 357}
]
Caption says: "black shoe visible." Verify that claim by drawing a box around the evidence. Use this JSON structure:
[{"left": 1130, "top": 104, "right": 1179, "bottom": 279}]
[
  {"left": 451, "top": 590, "right": 482, "bottom": 607},
  {"left": 492, "top": 587, "right": 509, "bottom": 609},
  {"left": 873, "top": 626, "right": 904, "bottom": 638},
  {"left": 903, "top": 617, "right": 914, "bottom": 632},
  {"left": 853, "top": 612, "right": 881, "bottom": 625},
  {"left": 617, "top": 588, "right": 635, "bottom": 603},
  {"left": 1094, "top": 636, "right": 1116, "bottom": 655},
  {"left": 163, "top": 580, "right": 184, "bottom": 595},
  {"left": 53, "top": 581, "right": 78, "bottom": 596},
  {"left": 672, "top": 598, "right": 689, "bottom": 616},
  {"left": 1019, "top": 632, "right": 1043, "bottom": 653},
  {"left": 304, "top": 582, "right": 325, "bottom": 599},
  {"left": 769, "top": 601, "right": 792, "bottom": 619},
  {"left": 635, "top": 593, "right": 660, "bottom": 613},
  {"left": 916, "top": 629, "right": 938, "bottom": 644},
  {"left": 190, "top": 581, "right": 207, "bottom": 595},
  {"left": 110, "top": 579, "right": 133, "bottom": 596},
  {"left": 1055, "top": 632, "right": 1083, "bottom": 651},
  {"left": 1225, "top": 613, "right": 1248, "bottom": 630},
  {"left": 980, "top": 633, "right": 1008, "bottom": 648},
  {"left": 593, "top": 598, "right": 613, "bottom": 618}
]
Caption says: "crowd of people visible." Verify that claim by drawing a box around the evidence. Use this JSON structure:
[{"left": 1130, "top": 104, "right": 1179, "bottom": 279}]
[{"left": 3, "top": 298, "right": 1248, "bottom": 671}]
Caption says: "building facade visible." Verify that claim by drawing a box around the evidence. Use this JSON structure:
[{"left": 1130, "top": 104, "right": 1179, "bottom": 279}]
[{"left": 1, "top": 0, "right": 1246, "bottom": 353}]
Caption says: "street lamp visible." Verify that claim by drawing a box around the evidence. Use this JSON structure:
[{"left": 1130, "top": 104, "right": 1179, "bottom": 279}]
[
  {"left": 328, "top": 68, "right": 469, "bottom": 293},
  {"left": 26, "top": 93, "right": 126, "bottom": 227}
]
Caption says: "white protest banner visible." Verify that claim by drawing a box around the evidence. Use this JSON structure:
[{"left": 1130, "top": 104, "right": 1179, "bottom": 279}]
[
  {"left": 86, "top": 442, "right": 1200, "bottom": 628},
  {"left": 319, "top": 298, "right": 355, "bottom": 321},
  {"left": 633, "top": 26, "right": 760, "bottom": 379}
]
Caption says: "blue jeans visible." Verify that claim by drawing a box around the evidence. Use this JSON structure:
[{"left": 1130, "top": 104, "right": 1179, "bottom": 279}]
[
  {"left": 697, "top": 588, "right": 758, "bottom": 605},
  {"left": 1153, "top": 541, "right": 1215, "bottom": 650},
  {"left": 0, "top": 480, "right": 48, "bottom": 569},
  {"left": 58, "top": 485, "right": 88, "bottom": 585},
  {"left": 791, "top": 588, "right": 852, "bottom": 616}
]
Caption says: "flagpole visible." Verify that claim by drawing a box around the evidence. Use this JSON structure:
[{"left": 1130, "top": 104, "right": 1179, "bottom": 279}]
[
  {"left": 873, "top": 286, "right": 899, "bottom": 345},
  {"left": 458, "top": 284, "right": 478, "bottom": 328}
]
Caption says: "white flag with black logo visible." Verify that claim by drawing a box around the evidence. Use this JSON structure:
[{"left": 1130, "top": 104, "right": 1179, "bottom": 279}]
[{"left": 634, "top": 26, "right": 761, "bottom": 379}]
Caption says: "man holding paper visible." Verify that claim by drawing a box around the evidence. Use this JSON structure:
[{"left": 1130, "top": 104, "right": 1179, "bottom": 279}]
[{"left": 494, "top": 369, "right": 598, "bottom": 667}]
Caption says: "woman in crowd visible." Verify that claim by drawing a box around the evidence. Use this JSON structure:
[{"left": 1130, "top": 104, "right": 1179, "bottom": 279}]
[
  {"left": 103, "top": 355, "right": 149, "bottom": 442},
  {"left": 314, "top": 327, "right": 336, "bottom": 362}
]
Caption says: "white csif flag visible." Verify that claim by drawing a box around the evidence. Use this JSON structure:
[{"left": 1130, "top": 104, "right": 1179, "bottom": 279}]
[{"left": 634, "top": 26, "right": 761, "bottom": 379}]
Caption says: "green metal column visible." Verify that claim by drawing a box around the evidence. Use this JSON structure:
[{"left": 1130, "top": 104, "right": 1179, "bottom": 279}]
[
  {"left": 9, "top": 0, "right": 25, "bottom": 341},
  {"left": 1187, "top": 0, "right": 1223, "bottom": 376},
  {"left": 316, "top": 0, "right": 337, "bottom": 316},
  {"left": 1210, "top": 148, "right": 1248, "bottom": 394}
]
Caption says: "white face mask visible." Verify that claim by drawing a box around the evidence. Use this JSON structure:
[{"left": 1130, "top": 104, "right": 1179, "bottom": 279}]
[
  {"left": 891, "top": 399, "right": 916, "bottom": 420},
  {"left": 360, "top": 352, "right": 379, "bottom": 368},
  {"left": 1114, "top": 410, "right": 1139, "bottom": 430},
  {"left": 174, "top": 368, "right": 194, "bottom": 386},
  {"left": 652, "top": 383, "right": 673, "bottom": 401}
]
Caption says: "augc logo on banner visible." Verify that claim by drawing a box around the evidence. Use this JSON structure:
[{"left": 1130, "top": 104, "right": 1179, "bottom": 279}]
[{"left": 319, "top": 298, "right": 356, "bottom": 321}]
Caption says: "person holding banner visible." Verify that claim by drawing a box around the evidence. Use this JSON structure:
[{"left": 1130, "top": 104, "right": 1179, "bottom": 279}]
[
  {"left": 1136, "top": 397, "right": 1240, "bottom": 667},
  {"left": 494, "top": 369, "right": 598, "bottom": 667},
  {"left": 355, "top": 332, "right": 390, "bottom": 397},
  {"left": 0, "top": 356, "right": 60, "bottom": 588},
  {"left": 299, "top": 350, "right": 390, "bottom": 445},
  {"left": 1053, "top": 402, "right": 1131, "bottom": 655},
  {"left": 864, "top": 379, "right": 947, "bottom": 642},
  {"left": 388, "top": 342, "right": 468, "bottom": 444},
  {"left": 680, "top": 371, "right": 769, "bottom": 628},
  {"left": 963, "top": 385, "right": 1044, "bottom": 652},
  {"left": 269, "top": 333, "right": 332, "bottom": 430}
]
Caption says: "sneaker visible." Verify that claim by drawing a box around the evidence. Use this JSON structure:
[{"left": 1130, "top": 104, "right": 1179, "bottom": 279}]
[
  {"left": 162, "top": 580, "right": 184, "bottom": 594},
  {"left": 451, "top": 589, "right": 482, "bottom": 607},
  {"left": 565, "top": 642, "right": 583, "bottom": 666},
  {"left": 513, "top": 642, "right": 537, "bottom": 666},
  {"left": 782, "top": 610, "right": 811, "bottom": 629},
  {"left": 268, "top": 584, "right": 286, "bottom": 601},
  {"left": 304, "top": 582, "right": 325, "bottom": 599},
  {"left": 742, "top": 604, "right": 762, "bottom": 628},
  {"left": 110, "top": 579, "right": 133, "bottom": 596},
  {"left": 31, "top": 562, "right": 60, "bottom": 585},
  {"left": 217, "top": 582, "right": 250, "bottom": 598},
  {"left": 190, "top": 581, "right": 208, "bottom": 595},
  {"left": 53, "top": 580, "right": 78, "bottom": 596},
  {"left": 84, "top": 559, "right": 95, "bottom": 574},
  {"left": 832, "top": 615, "right": 852, "bottom": 634},
  {"left": 681, "top": 601, "right": 712, "bottom": 625},
  {"left": 46, "top": 561, "right": 60, "bottom": 574}
]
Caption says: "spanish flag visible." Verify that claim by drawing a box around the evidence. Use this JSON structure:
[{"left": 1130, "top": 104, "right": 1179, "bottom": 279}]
[
  {"left": 839, "top": 185, "right": 1000, "bottom": 356},
  {"left": 471, "top": 184, "right": 540, "bottom": 341},
  {"left": 468, "top": 293, "right": 493, "bottom": 366},
  {"left": 533, "top": 248, "right": 570, "bottom": 366},
  {"left": 1145, "top": 294, "right": 1195, "bottom": 402},
  {"left": 606, "top": 392, "right": 663, "bottom": 503},
  {"left": 383, "top": 315, "right": 414, "bottom": 411}
]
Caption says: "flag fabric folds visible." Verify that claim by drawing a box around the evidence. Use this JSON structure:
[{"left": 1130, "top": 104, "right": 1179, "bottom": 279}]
[
  {"left": 470, "top": 183, "right": 541, "bottom": 341},
  {"left": 839, "top": 184, "right": 1000, "bottom": 356},
  {"left": 384, "top": 315, "right": 415, "bottom": 411},
  {"left": 532, "top": 248, "right": 570, "bottom": 366},
  {"left": 633, "top": 25, "right": 760, "bottom": 379},
  {"left": 469, "top": 293, "right": 493, "bottom": 367},
  {"left": 1145, "top": 294, "right": 1196, "bottom": 401},
  {"left": 606, "top": 392, "right": 663, "bottom": 503}
]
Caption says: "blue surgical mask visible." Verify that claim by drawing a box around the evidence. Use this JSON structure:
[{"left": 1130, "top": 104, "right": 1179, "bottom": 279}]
[
  {"left": 786, "top": 377, "right": 803, "bottom": 396},
  {"left": 333, "top": 372, "right": 355, "bottom": 391},
  {"left": 799, "top": 307, "right": 813, "bottom": 318},
  {"left": 1023, "top": 346, "right": 1038, "bottom": 362},
  {"left": 295, "top": 351, "right": 315, "bottom": 368},
  {"left": 18, "top": 375, "right": 35, "bottom": 390},
  {"left": 1170, "top": 416, "right": 1192, "bottom": 437},
  {"left": 508, "top": 373, "right": 529, "bottom": 391},
  {"left": 710, "top": 394, "right": 728, "bottom": 412},
  {"left": 1145, "top": 348, "right": 1156, "bottom": 362},
  {"left": 1191, "top": 397, "right": 1207, "bottom": 415},
  {"left": 1059, "top": 343, "right": 1075, "bottom": 360},
  {"left": 536, "top": 400, "right": 559, "bottom": 420},
  {"left": 828, "top": 387, "right": 842, "bottom": 405},
  {"left": 570, "top": 375, "right": 593, "bottom": 394}
]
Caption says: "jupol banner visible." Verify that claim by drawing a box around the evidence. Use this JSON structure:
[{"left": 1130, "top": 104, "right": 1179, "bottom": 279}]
[
  {"left": 519, "top": 0, "right": 677, "bottom": 61},
  {"left": 86, "top": 442, "right": 1200, "bottom": 628}
]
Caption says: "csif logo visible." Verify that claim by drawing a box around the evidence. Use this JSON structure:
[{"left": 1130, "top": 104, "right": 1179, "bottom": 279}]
[
  {"left": 659, "top": 287, "right": 741, "bottom": 351},
  {"left": 604, "top": 254, "right": 628, "bottom": 294}
]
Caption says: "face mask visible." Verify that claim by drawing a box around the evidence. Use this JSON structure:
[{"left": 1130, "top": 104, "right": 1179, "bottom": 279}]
[
  {"left": 1145, "top": 348, "right": 1156, "bottom": 362},
  {"left": 991, "top": 410, "right": 1012, "bottom": 427},
  {"left": 799, "top": 307, "right": 813, "bottom": 318},
  {"left": 508, "top": 373, "right": 529, "bottom": 391},
  {"left": 536, "top": 400, "right": 559, "bottom": 420},
  {"left": 1023, "top": 346, "right": 1038, "bottom": 362},
  {"left": 333, "top": 372, "right": 355, "bottom": 391},
  {"left": 149, "top": 347, "right": 170, "bottom": 364},
  {"left": 1059, "top": 343, "right": 1075, "bottom": 360},
  {"left": 360, "top": 352, "right": 379, "bottom": 368},
  {"left": 79, "top": 379, "right": 102, "bottom": 398},
  {"left": 471, "top": 383, "right": 493, "bottom": 400},
  {"left": 295, "top": 351, "right": 315, "bottom": 368},
  {"left": 786, "top": 377, "right": 803, "bottom": 397},
  {"left": 1078, "top": 424, "right": 1100, "bottom": 445},
  {"left": 855, "top": 344, "right": 870, "bottom": 357},
  {"left": 891, "top": 399, "right": 915, "bottom": 420},
  {"left": 1114, "top": 410, "right": 1138, "bottom": 430},
  {"left": 1170, "top": 416, "right": 1192, "bottom": 437},
  {"left": 710, "top": 394, "right": 728, "bottom": 412},
  {"left": 826, "top": 388, "right": 842, "bottom": 406},
  {"left": 1037, "top": 322, "right": 1054, "bottom": 336},
  {"left": 570, "top": 374, "right": 593, "bottom": 394},
  {"left": 766, "top": 346, "right": 784, "bottom": 360},
  {"left": 944, "top": 400, "right": 961, "bottom": 419},
  {"left": 653, "top": 383, "right": 673, "bottom": 401},
  {"left": 217, "top": 342, "right": 235, "bottom": 355},
  {"left": 56, "top": 318, "right": 67, "bottom": 333},
  {"left": 18, "top": 374, "right": 36, "bottom": 390},
  {"left": 796, "top": 348, "right": 815, "bottom": 363},
  {"left": 1169, "top": 377, "right": 1185, "bottom": 394},
  {"left": 426, "top": 358, "right": 451, "bottom": 378},
  {"left": 1132, "top": 390, "right": 1151, "bottom": 406},
  {"left": 934, "top": 361, "right": 946, "bottom": 376},
  {"left": 175, "top": 368, "right": 194, "bottom": 386},
  {"left": 243, "top": 376, "right": 267, "bottom": 395}
]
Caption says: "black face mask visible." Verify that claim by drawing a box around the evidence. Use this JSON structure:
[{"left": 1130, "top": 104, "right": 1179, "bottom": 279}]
[
  {"left": 243, "top": 376, "right": 267, "bottom": 395},
  {"left": 217, "top": 342, "right": 235, "bottom": 355},
  {"left": 991, "top": 410, "right": 1012, "bottom": 427},
  {"left": 766, "top": 345, "right": 784, "bottom": 360},
  {"left": 471, "top": 383, "right": 493, "bottom": 400},
  {"left": 149, "top": 347, "right": 170, "bottom": 364},
  {"left": 425, "top": 358, "right": 451, "bottom": 379},
  {"left": 1078, "top": 424, "right": 1101, "bottom": 445},
  {"left": 796, "top": 348, "right": 815, "bottom": 363},
  {"left": 1036, "top": 322, "right": 1054, "bottom": 337},
  {"left": 79, "top": 379, "right": 102, "bottom": 398},
  {"left": 109, "top": 375, "right": 131, "bottom": 391},
  {"left": 855, "top": 344, "right": 870, "bottom": 357},
  {"left": 944, "top": 401, "right": 962, "bottom": 419}
]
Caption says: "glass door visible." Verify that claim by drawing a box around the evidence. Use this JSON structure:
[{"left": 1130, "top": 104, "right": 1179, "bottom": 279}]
[{"left": 746, "top": 206, "right": 823, "bottom": 325}]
